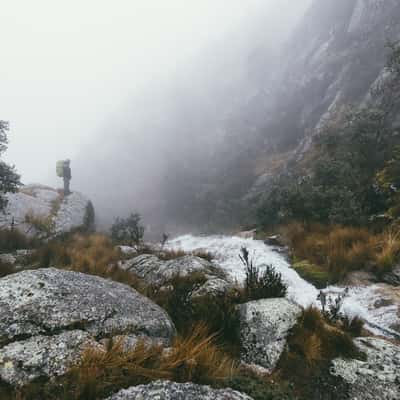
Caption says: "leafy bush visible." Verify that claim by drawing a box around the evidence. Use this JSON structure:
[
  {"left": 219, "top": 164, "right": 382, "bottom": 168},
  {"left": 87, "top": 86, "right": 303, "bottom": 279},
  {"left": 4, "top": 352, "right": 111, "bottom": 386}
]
[
  {"left": 111, "top": 213, "right": 144, "bottom": 246},
  {"left": 240, "top": 247, "right": 287, "bottom": 300}
]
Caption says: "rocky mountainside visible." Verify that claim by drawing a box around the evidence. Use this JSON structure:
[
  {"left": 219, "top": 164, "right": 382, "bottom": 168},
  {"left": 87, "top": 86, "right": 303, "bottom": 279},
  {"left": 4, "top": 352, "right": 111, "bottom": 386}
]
[{"left": 153, "top": 0, "right": 400, "bottom": 230}]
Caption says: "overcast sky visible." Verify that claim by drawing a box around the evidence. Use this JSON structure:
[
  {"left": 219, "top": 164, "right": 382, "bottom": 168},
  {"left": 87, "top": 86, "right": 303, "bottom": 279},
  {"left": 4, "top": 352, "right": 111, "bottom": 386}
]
[{"left": 0, "top": 0, "right": 307, "bottom": 185}]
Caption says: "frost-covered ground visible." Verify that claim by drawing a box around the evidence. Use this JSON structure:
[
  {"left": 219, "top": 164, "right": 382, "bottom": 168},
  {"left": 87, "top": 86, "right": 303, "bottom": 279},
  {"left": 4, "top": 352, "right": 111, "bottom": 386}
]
[{"left": 169, "top": 234, "right": 400, "bottom": 338}]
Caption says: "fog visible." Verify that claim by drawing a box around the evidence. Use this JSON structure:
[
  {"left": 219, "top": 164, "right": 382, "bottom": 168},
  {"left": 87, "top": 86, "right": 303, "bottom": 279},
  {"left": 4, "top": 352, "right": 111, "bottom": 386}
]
[{"left": 1, "top": 0, "right": 311, "bottom": 231}]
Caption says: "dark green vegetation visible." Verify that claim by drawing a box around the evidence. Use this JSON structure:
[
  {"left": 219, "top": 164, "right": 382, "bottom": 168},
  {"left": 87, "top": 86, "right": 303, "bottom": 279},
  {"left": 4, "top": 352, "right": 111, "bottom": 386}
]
[
  {"left": 111, "top": 212, "right": 145, "bottom": 246},
  {"left": 258, "top": 42, "right": 400, "bottom": 228},
  {"left": 0, "top": 121, "right": 21, "bottom": 211},
  {"left": 240, "top": 247, "right": 288, "bottom": 300}
]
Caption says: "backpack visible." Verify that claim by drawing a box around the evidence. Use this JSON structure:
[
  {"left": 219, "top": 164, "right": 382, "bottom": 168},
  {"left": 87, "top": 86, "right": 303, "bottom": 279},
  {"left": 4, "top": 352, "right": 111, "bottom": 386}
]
[{"left": 56, "top": 160, "right": 65, "bottom": 177}]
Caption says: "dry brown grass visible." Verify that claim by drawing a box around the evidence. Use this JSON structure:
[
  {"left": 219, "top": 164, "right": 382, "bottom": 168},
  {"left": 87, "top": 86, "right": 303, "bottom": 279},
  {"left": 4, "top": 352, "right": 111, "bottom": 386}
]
[
  {"left": 278, "top": 307, "right": 363, "bottom": 380},
  {"left": 31, "top": 233, "right": 146, "bottom": 292},
  {"left": 2, "top": 324, "right": 237, "bottom": 400},
  {"left": 375, "top": 227, "right": 400, "bottom": 274},
  {"left": 68, "top": 324, "right": 236, "bottom": 399},
  {"left": 280, "top": 223, "right": 400, "bottom": 281}
]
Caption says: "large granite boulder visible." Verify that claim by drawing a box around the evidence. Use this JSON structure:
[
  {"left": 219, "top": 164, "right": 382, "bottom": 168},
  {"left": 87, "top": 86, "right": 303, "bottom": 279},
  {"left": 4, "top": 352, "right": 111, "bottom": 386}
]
[
  {"left": 331, "top": 337, "right": 400, "bottom": 400},
  {"left": 0, "top": 268, "right": 175, "bottom": 386},
  {"left": 0, "top": 184, "right": 92, "bottom": 237},
  {"left": 239, "top": 298, "right": 301, "bottom": 372},
  {"left": 106, "top": 380, "right": 253, "bottom": 400}
]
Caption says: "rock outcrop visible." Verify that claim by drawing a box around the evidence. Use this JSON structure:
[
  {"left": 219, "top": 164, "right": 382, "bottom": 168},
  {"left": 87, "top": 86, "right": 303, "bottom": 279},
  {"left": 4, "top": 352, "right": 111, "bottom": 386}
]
[
  {"left": 0, "top": 184, "right": 92, "bottom": 237},
  {"left": 0, "top": 268, "right": 175, "bottom": 386},
  {"left": 118, "top": 254, "right": 231, "bottom": 296},
  {"left": 239, "top": 298, "right": 301, "bottom": 372},
  {"left": 106, "top": 380, "right": 253, "bottom": 400},
  {"left": 331, "top": 337, "right": 400, "bottom": 400}
]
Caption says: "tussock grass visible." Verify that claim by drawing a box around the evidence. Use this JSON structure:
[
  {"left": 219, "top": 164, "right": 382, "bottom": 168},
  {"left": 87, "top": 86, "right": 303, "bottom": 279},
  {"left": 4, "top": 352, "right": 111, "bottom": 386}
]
[
  {"left": 2, "top": 325, "right": 237, "bottom": 400},
  {"left": 278, "top": 307, "right": 364, "bottom": 386},
  {"left": 281, "top": 223, "right": 400, "bottom": 281},
  {"left": 30, "top": 233, "right": 146, "bottom": 292}
]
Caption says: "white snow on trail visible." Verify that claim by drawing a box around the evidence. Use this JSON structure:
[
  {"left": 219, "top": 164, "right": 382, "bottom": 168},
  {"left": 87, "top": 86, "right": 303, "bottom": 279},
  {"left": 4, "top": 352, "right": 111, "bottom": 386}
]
[
  {"left": 169, "top": 234, "right": 400, "bottom": 338},
  {"left": 169, "top": 234, "right": 318, "bottom": 306}
]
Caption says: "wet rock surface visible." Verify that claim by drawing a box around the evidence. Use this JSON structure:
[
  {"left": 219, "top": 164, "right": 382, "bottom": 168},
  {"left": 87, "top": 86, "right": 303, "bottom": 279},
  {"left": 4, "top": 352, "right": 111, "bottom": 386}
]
[
  {"left": 331, "top": 337, "right": 400, "bottom": 400},
  {"left": 0, "top": 268, "right": 175, "bottom": 385},
  {"left": 239, "top": 298, "right": 301, "bottom": 372},
  {"left": 106, "top": 380, "right": 254, "bottom": 400}
]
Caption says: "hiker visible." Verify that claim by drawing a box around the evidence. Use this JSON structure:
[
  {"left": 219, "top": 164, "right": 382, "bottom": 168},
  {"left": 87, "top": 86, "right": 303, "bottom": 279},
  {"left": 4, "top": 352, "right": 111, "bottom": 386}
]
[{"left": 56, "top": 159, "right": 72, "bottom": 196}]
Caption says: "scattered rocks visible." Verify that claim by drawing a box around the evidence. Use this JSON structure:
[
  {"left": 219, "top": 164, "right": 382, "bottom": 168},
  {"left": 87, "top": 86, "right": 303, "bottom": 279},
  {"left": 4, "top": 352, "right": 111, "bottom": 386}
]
[
  {"left": 106, "top": 380, "right": 254, "bottom": 400},
  {"left": 239, "top": 298, "right": 301, "bottom": 372},
  {"left": 331, "top": 337, "right": 400, "bottom": 400},
  {"left": 0, "top": 268, "right": 176, "bottom": 385}
]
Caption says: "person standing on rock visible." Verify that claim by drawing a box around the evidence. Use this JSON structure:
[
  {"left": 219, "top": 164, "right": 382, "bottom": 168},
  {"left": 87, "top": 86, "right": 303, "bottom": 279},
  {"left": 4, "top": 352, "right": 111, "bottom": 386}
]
[{"left": 57, "top": 159, "right": 72, "bottom": 196}]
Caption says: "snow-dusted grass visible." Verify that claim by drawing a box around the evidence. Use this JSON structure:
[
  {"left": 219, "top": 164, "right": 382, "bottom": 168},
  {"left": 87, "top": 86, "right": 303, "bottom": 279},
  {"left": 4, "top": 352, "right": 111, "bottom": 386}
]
[{"left": 168, "top": 234, "right": 400, "bottom": 338}]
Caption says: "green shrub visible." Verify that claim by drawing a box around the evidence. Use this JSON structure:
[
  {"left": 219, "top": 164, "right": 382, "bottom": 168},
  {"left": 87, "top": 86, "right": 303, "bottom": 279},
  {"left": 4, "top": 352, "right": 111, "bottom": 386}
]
[
  {"left": 240, "top": 247, "right": 287, "bottom": 300},
  {"left": 111, "top": 213, "right": 144, "bottom": 246}
]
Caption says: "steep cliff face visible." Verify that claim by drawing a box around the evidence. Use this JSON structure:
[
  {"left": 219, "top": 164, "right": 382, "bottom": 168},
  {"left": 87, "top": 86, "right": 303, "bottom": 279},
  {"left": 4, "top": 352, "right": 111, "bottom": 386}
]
[
  {"left": 263, "top": 0, "right": 398, "bottom": 147},
  {"left": 245, "top": 0, "right": 400, "bottom": 204}
]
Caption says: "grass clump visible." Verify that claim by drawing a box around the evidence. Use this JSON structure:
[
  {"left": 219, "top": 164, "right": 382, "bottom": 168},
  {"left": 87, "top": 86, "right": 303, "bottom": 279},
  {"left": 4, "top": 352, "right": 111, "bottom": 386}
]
[
  {"left": 2, "top": 325, "right": 237, "bottom": 400},
  {"left": 278, "top": 307, "right": 365, "bottom": 394},
  {"left": 30, "top": 233, "right": 146, "bottom": 292},
  {"left": 281, "top": 223, "right": 400, "bottom": 282}
]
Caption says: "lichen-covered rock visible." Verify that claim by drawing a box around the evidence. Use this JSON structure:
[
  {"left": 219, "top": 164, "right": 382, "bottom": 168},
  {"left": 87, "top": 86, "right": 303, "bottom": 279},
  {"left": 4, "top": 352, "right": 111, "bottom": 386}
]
[
  {"left": 331, "top": 337, "right": 400, "bottom": 400},
  {"left": 0, "top": 184, "right": 92, "bottom": 237},
  {"left": 0, "top": 330, "right": 97, "bottom": 386},
  {"left": 239, "top": 298, "right": 301, "bottom": 372},
  {"left": 106, "top": 380, "right": 254, "bottom": 400},
  {"left": 0, "top": 268, "right": 175, "bottom": 346},
  {"left": 0, "top": 268, "right": 176, "bottom": 386},
  {"left": 119, "top": 254, "right": 227, "bottom": 286},
  {"left": 192, "top": 278, "right": 233, "bottom": 297}
]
